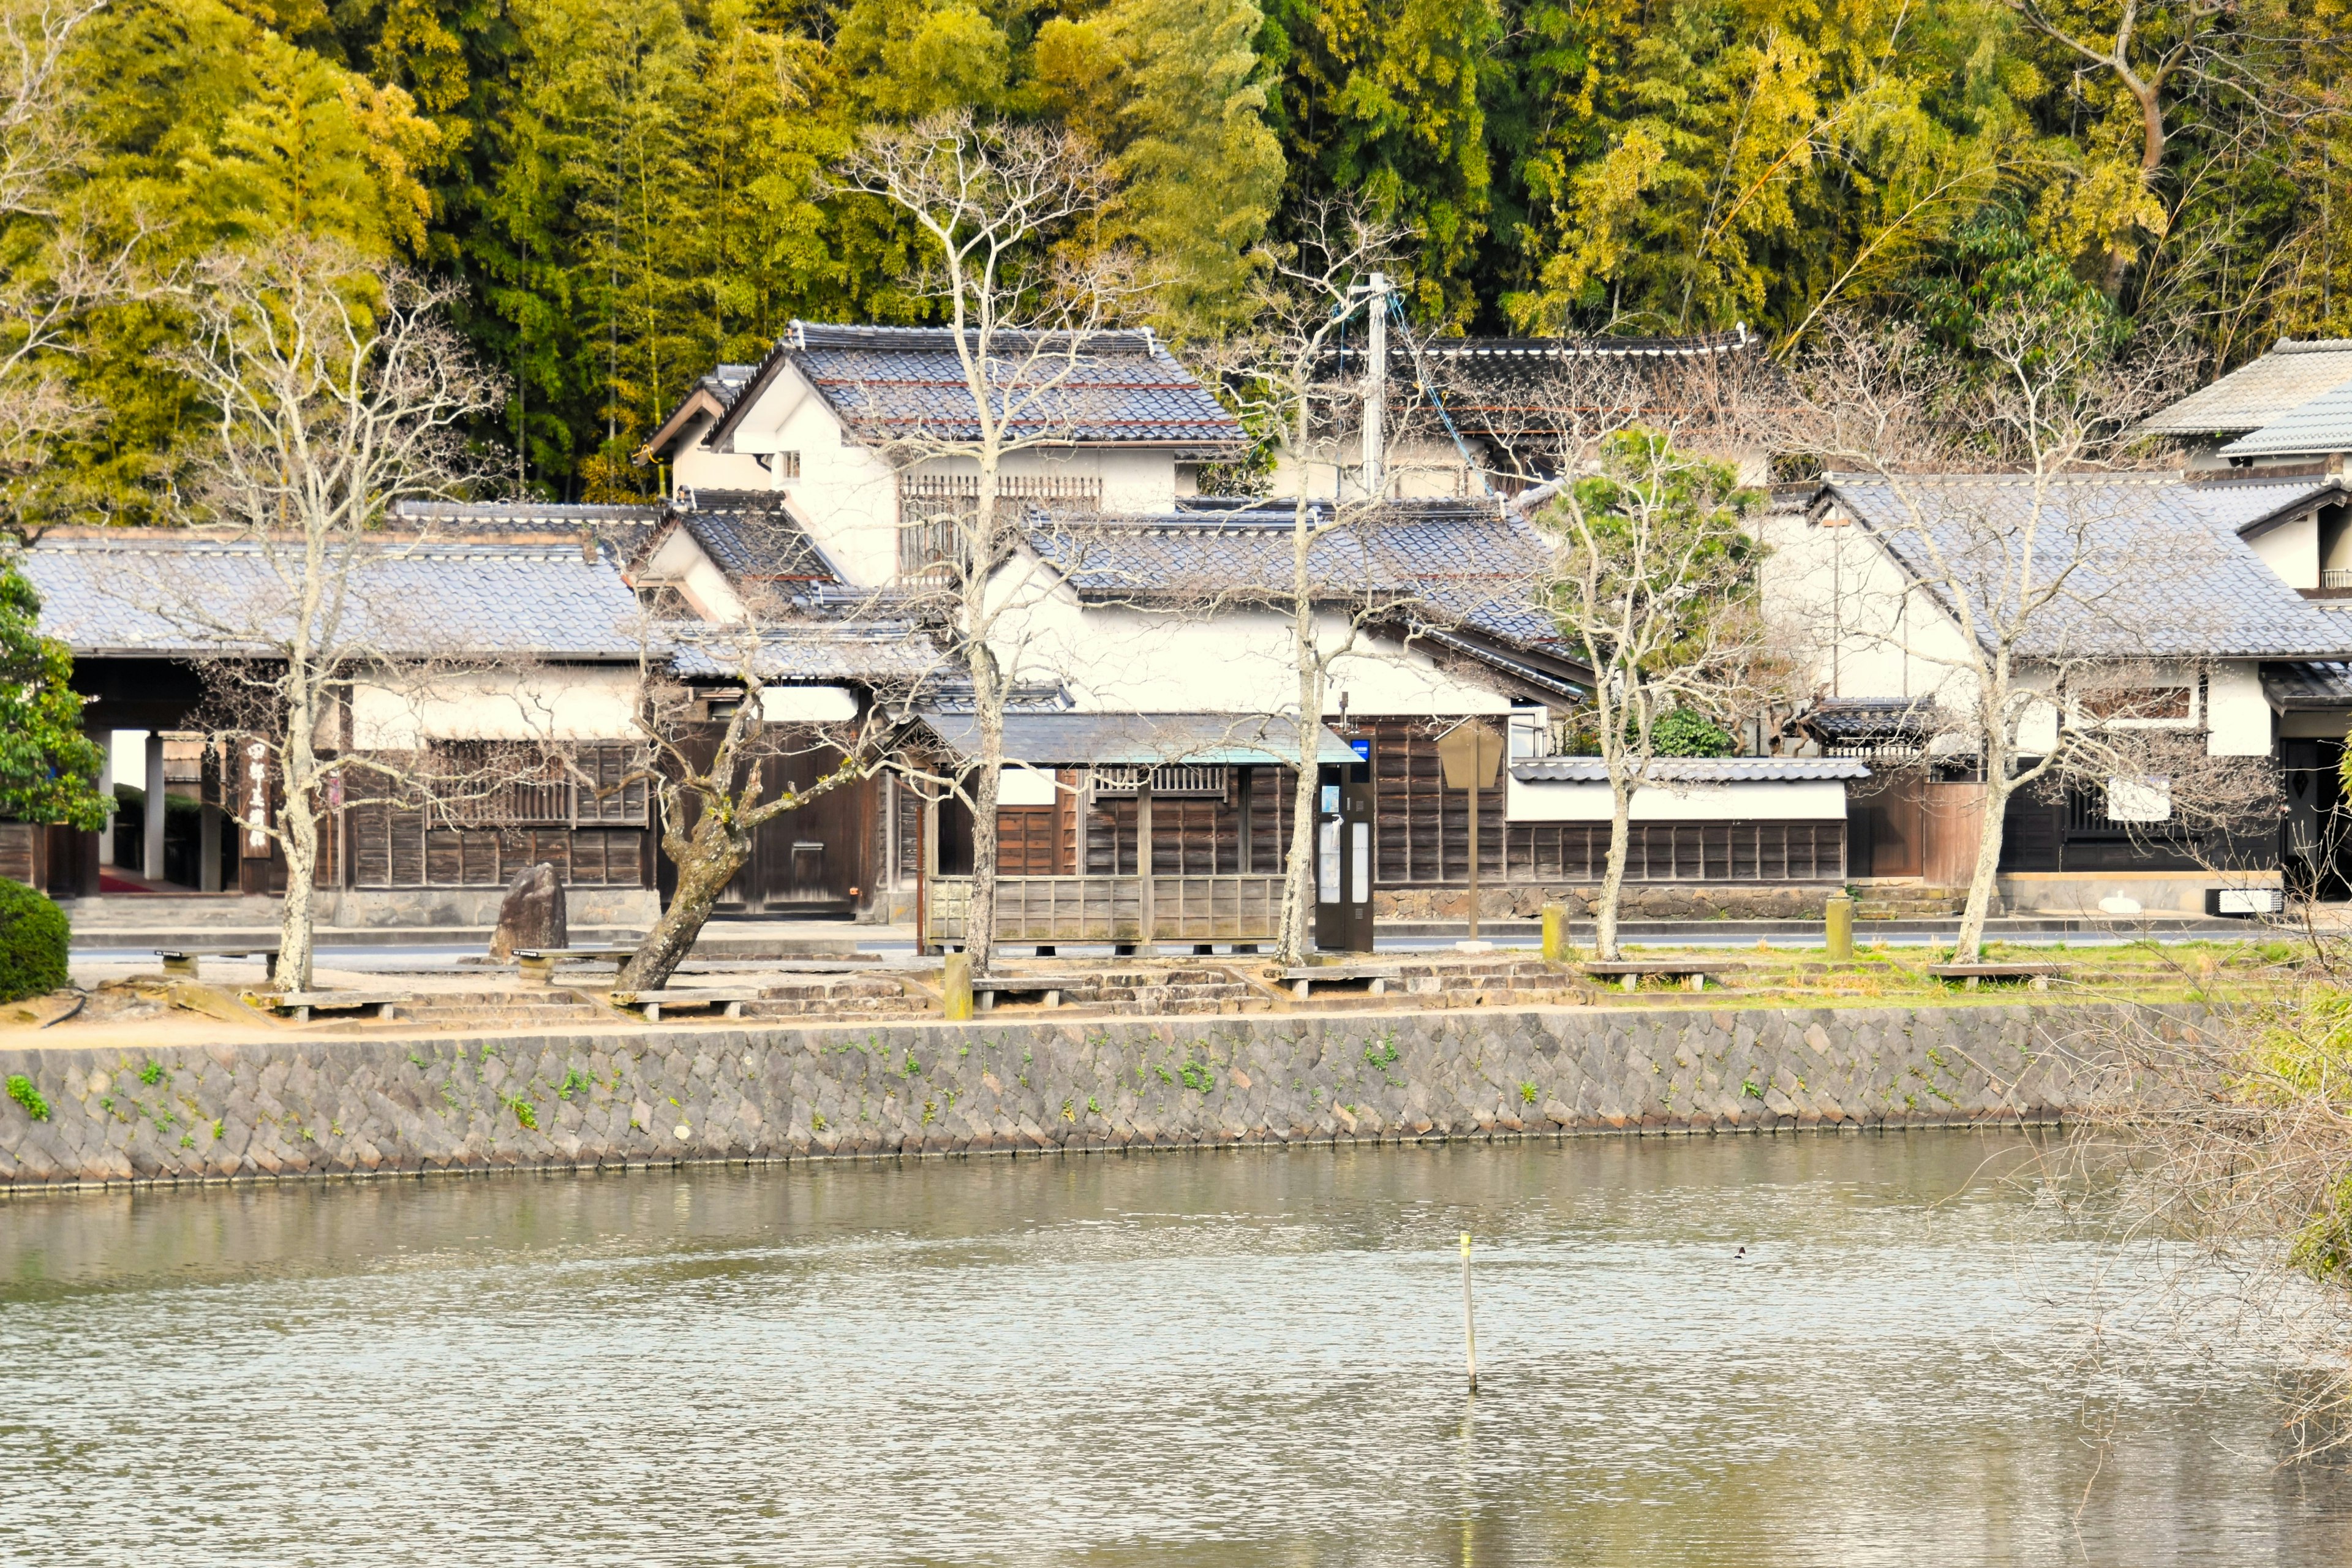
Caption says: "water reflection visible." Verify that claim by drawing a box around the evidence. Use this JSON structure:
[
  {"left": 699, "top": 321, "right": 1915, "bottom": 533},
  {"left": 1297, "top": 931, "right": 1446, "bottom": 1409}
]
[{"left": 1, "top": 1133, "right": 2345, "bottom": 1565}]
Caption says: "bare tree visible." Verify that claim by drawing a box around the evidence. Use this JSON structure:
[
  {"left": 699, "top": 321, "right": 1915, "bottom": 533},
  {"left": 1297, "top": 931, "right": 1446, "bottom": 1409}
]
[
  {"left": 1777, "top": 312, "right": 2211, "bottom": 960},
  {"left": 831, "top": 111, "right": 1145, "bottom": 974},
  {"left": 1531, "top": 429, "right": 1769, "bottom": 960},
  {"left": 614, "top": 616, "right": 919, "bottom": 993},
  {"left": 142, "top": 238, "right": 503, "bottom": 990},
  {"left": 1211, "top": 201, "right": 1418, "bottom": 963}
]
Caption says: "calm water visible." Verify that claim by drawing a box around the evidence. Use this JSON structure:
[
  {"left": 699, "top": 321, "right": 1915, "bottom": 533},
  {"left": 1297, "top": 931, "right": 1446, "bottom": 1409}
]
[{"left": 1, "top": 1134, "right": 2346, "bottom": 1566}]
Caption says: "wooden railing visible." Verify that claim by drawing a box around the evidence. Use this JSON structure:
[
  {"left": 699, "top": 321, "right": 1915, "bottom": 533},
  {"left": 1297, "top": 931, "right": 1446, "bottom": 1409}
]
[{"left": 926, "top": 874, "right": 1283, "bottom": 943}]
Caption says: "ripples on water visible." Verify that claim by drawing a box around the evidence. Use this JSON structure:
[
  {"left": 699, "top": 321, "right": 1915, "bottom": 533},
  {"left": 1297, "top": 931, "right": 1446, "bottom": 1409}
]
[{"left": 2, "top": 1131, "right": 2348, "bottom": 1566}]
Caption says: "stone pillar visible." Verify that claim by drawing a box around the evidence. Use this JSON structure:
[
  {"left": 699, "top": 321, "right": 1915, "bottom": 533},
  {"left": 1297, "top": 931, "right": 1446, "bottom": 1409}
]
[
  {"left": 143, "top": 732, "right": 167, "bottom": 881},
  {"left": 94, "top": 729, "right": 115, "bottom": 866},
  {"left": 199, "top": 800, "right": 224, "bottom": 893}
]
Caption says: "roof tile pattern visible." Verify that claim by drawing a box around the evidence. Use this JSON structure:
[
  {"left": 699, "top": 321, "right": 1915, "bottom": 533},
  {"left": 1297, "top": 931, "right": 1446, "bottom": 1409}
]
[
  {"left": 2139, "top": 339, "right": 2352, "bottom": 435},
  {"left": 26, "top": 536, "right": 645, "bottom": 658},
  {"left": 665, "top": 620, "right": 941, "bottom": 682},
  {"left": 1823, "top": 475, "right": 2352, "bottom": 659},
  {"left": 673, "top": 491, "right": 839, "bottom": 581},
  {"left": 1027, "top": 500, "right": 1558, "bottom": 647},
  {"left": 739, "top": 323, "right": 1244, "bottom": 453},
  {"left": 2219, "top": 382, "right": 2352, "bottom": 458}
]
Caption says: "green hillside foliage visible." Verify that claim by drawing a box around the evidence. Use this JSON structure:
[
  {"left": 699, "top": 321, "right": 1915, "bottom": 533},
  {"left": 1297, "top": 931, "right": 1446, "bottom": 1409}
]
[{"left": 15, "top": 0, "right": 2352, "bottom": 503}]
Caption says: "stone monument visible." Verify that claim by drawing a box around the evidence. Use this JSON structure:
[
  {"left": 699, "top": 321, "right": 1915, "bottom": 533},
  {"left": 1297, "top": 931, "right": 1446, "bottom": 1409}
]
[{"left": 488, "top": 863, "right": 567, "bottom": 960}]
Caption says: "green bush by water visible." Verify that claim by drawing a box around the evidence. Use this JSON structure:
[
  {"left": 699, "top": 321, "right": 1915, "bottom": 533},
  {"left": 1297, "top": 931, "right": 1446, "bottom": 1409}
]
[{"left": 0, "top": 876, "right": 67, "bottom": 1002}]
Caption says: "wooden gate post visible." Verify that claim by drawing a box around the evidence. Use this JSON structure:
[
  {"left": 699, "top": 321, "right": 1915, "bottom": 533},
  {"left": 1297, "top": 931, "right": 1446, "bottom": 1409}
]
[{"left": 1135, "top": 775, "right": 1156, "bottom": 956}]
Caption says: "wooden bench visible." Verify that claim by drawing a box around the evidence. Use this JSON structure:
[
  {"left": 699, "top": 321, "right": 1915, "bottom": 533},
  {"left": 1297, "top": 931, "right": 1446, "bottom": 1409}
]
[
  {"left": 1926, "top": 962, "right": 2060, "bottom": 991},
  {"left": 1581, "top": 959, "right": 1735, "bottom": 993},
  {"left": 158, "top": 947, "right": 281, "bottom": 981},
  {"left": 1277, "top": 965, "right": 1401, "bottom": 1000},
  {"left": 513, "top": 946, "right": 636, "bottom": 984},
  {"left": 973, "top": 974, "right": 1091, "bottom": 1010},
  {"left": 608, "top": 988, "right": 765, "bottom": 1022},
  {"left": 244, "top": 990, "right": 411, "bottom": 1023}
]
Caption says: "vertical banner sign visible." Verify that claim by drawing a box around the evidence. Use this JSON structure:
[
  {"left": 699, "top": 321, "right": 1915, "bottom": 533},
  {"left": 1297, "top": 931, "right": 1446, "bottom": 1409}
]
[{"left": 243, "top": 742, "right": 271, "bottom": 856}]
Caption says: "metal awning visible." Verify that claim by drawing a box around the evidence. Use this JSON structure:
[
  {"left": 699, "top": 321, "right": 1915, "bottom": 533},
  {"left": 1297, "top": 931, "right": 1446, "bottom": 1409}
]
[{"left": 918, "top": 710, "right": 1359, "bottom": 766}]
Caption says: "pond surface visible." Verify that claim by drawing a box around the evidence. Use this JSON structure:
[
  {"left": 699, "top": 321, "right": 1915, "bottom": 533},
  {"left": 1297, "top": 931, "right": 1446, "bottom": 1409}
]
[{"left": 1, "top": 1133, "right": 2346, "bottom": 1566}]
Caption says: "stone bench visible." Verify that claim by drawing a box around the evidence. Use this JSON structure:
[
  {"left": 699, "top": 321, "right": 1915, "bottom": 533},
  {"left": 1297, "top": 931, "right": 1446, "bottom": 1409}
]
[
  {"left": 1276, "top": 964, "right": 1401, "bottom": 999},
  {"left": 1926, "top": 962, "right": 2060, "bottom": 991},
  {"left": 608, "top": 988, "right": 764, "bottom": 1022},
  {"left": 157, "top": 947, "right": 281, "bottom": 981},
  {"left": 1581, "top": 960, "right": 1735, "bottom": 993},
  {"left": 973, "top": 974, "right": 1093, "bottom": 1010},
  {"left": 244, "top": 990, "right": 411, "bottom": 1023}
]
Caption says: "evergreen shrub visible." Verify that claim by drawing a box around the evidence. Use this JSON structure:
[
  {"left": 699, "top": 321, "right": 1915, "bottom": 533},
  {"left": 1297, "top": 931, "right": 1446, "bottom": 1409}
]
[{"left": 0, "top": 877, "right": 69, "bottom": 1003}]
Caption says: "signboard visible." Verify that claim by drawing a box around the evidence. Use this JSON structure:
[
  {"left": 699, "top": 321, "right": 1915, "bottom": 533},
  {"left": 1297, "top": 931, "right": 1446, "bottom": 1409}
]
[
  {"left": 242, "top": 741, "right": 272, "bottom": 856},
  {"left": 1348, "top": 737, "right": 1371, "bottom": 761},
  {"left": 1436, "top": 723, "right": 1504, "bottom": 791}
]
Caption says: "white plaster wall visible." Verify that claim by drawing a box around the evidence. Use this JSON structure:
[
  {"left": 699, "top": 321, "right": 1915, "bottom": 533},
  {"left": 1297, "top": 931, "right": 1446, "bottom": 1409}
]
[
  {"left": 2247, "top": 513, "right": 2320, "bottom": 590},
  {"left": 990, "top": 570, "right": 1511, "bottom": 717},
  {"left": 1757, "top": 506, "right": 1981, "bottom": 712},
  {"left": 2207, "top": 661, "right": 2275, "bottom": 755},
  {"left": 640, "top": 527, "right": 747, "bottom": 622},
  {"left": 759, "top": 685, "right": 857, "bottom": 722},
  {"left": 1505, "top": 777, "right": 1850, "bottom": 821},
  {"left": 350, "top": 667, "right": 642, "bottom": 747}
]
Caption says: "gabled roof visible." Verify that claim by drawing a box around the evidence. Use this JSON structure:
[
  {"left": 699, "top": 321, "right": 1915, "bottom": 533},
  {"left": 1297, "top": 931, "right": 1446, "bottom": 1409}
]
[
  {"left": 641, "top": 365, "right": 759, "bottom": 458},
  {"left": 663, "top": 620, "right": 942, "bottom": 684},
  {"left": 1025, "top": 499, "right": 1556, "bottom": 647},
  {"left": 2176, "top": 473, "right": 2351, "bottom": 537},
  {"left": 676, "top": 322, "right": 1245, "bottom": 459},
  {"left": 1819, "top": 474, "right": 2352, "bottom": 660},
  {"left": 2219, "top": 381, "right": 2352, "bottom": 458},
  {"left": 25, "top": 533, "right": 644, "bottom": 660},
  {"left": 2139, "top": 339, "right": 2352, "bottom": 436},
  {"left": 666, "top": 490, "right": 839, "bottom": 581},
  {"left": 389, "top": 499, "right": 666, "bottom": 561}
]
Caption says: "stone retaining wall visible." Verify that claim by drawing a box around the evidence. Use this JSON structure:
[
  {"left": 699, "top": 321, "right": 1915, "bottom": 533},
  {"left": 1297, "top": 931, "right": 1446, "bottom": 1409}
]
[{"left": 0, "top": 1003, "right": 2152, "bottom": 1190}]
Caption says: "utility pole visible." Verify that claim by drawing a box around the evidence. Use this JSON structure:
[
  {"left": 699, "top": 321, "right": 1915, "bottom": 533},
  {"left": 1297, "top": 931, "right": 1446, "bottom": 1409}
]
[{"left": 1361, "top": 271, "right": 1389, "bottom": 502}]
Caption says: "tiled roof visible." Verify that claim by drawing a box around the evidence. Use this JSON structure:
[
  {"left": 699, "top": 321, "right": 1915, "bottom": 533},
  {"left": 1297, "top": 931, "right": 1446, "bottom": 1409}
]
[
  {"left": 670, "top": 491, "right": 838, "bottom": 581},
  {"left": 1821, "top": 474, "right": 2352, "bottom": 659},
  {"left": 1801, "top": 698, "right": 1937, "bottom": 744},
  {"left": 24, "top": 534, "right": 644, "bottom": 659},
  {"left": 921, "top": 710, "right": 1359, "bottom": 766},
  {"left": 389, "top": 499, "right": 666, "bottom": 561},
  {"left": 2139, "top": 339, "right": 2352, "bottom": 435},
  {"left": 2261, "top": 660, "right": 2352, "bottom": 709},
  {"left": 2176, "top": 475, "right": 2350, "bottom": 535},
  {"left": 1027, "top": 500, "right": 1556, "bottom": 647},
  {"left": 2219, "top": 382, "right": 2352, "bottom": 457},
  {"left": 706, "top": 322, "right": 1245, "bottom": 456},
  {"left": 664, "top": 620, "right": 944, "bottom": 684},
  {"left": 1512, "top": 757, "right": 1871, "bottom": 782}
]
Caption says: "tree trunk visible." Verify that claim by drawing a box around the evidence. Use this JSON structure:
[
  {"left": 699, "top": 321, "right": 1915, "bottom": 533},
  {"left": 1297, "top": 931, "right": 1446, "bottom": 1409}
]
[
  {"left": 1278, "top": 474, "right": 1321, "bottom": 968},
  {"left": 2102, "top": 70, "right": 2166, "bottom": 298},
  {"left": 276, "top": 734, "right": 321, "bottom": 994},
  {"left": 1596, "top": 786, "right": 1633, "bottom": 962},
  {"left": 1953, "top": 783, "right": 2010, "bottom": 963},
  {"left": 620, "top": 820, "right": 751, "bottom": 992},
  {"left": 965, "top": 625, "right": 1005, "bottom": 975}
]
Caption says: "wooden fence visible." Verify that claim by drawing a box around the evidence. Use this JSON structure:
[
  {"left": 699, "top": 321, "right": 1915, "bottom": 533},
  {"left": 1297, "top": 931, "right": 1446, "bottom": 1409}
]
[{"left": 926, "top": 873, "right": 1284, "bottom": 944}]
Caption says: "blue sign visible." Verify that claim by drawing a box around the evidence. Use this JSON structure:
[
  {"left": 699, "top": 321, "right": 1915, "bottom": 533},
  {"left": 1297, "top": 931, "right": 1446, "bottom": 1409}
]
[{"left": 1348, "top": 738, "right": 1371, "bottom": 761}]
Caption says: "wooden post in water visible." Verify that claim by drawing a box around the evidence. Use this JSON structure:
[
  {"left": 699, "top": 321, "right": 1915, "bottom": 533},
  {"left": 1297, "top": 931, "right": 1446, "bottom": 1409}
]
[{"left": 1460, "top": 1231, "right": 1477, "bottom": 1392}]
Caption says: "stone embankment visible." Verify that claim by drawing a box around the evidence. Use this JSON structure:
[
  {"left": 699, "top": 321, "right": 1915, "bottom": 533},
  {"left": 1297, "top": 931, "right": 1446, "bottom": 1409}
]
[{"left": 0, "top": 1003, "right": 2154, "bottom": 1191}]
